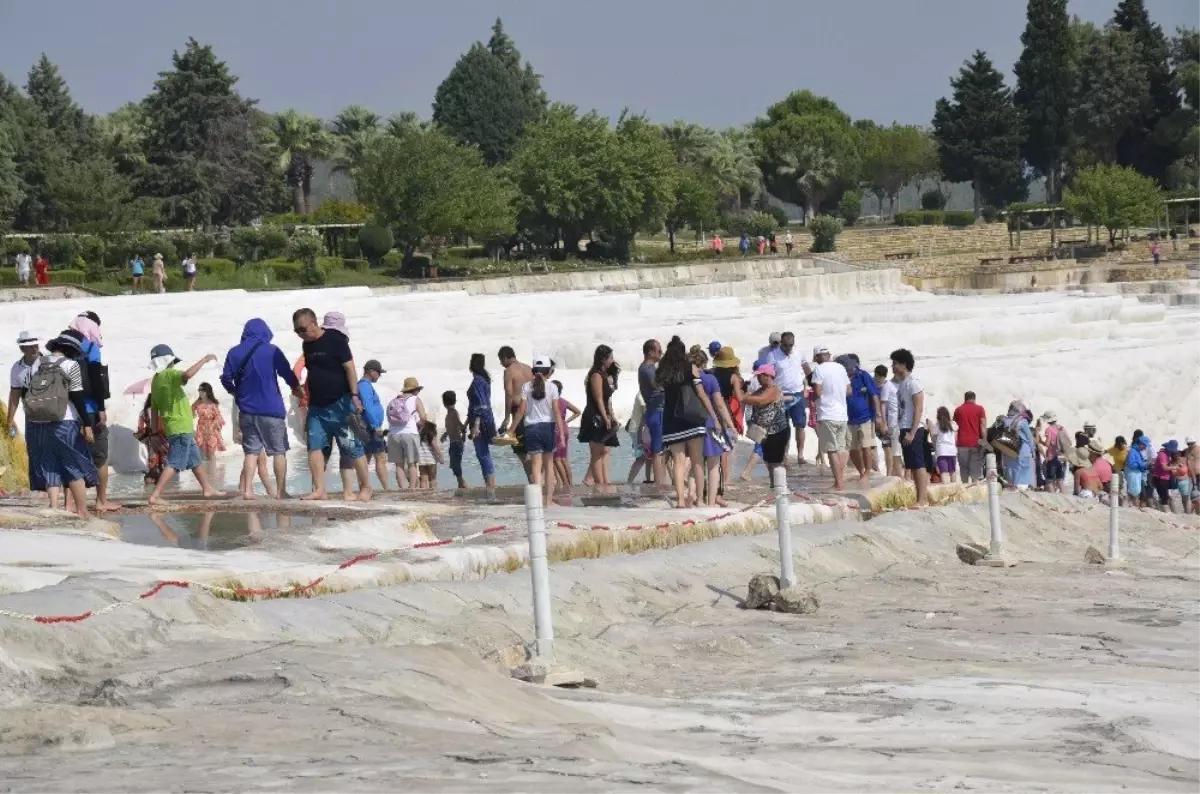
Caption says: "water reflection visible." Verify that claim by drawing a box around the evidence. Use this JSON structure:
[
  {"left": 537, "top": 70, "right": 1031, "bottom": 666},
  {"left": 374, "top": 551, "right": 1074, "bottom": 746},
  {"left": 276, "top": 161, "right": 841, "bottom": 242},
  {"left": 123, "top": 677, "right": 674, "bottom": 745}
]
[{"left": 118, "top": 511, "right": 312, "bottom": 551}]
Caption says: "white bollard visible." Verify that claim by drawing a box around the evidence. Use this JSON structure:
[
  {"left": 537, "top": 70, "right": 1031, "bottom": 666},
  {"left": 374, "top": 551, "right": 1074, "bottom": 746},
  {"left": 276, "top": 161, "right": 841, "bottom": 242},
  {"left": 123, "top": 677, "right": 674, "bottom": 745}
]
[
  {"left": 985, "top": 453, "right": 1004, "bottom": 559},
  {"left": 1108, "top": 473, "right": 1120, "bottom": 561},
  {"left": 772, "top": 466, "right": 796, "bottom": 589},
  {"left": 524, "top": 484, "right": 555, "bottom": 660}
]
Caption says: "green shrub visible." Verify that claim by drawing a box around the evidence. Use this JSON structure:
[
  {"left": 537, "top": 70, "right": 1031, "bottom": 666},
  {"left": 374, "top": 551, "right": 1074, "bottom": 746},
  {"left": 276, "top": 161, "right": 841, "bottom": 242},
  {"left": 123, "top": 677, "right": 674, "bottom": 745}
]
[
  {"left": 229, "top": 227, "right": 261, "bottom": 264},
  {"left": 765, "top": 205, "right": 790, "bottom": 229},
  {"left": 261, "top": 227, "right": 290, "bottom": 259},
  {"left": 81, "top": 256, "right": 105, "bottom": 281},
  {"left": 316, "top": 256, "right": 344, "bottom": 272},
  {"left": 981, "top": 205, "right": 1001, "bottom": 223},
  {"left": 343, "top": 258, "right": 369, "bottom": 271},
  {"left": 262, "top": 212, "right": 305, "bottom": 226},
  {"left": 43, "top": 235, "right": 80, "bottom": 268},
  {"left": 310, "top": 198, "right": 371, "bottom": 224},
  {"left": 197, "top": 258, "right": 237, "bottom": 277},
  {"left": 0, "top": 270, "right": 19, "bottom": 286},
  {"left": 837, "top": 192, "right": 861, "bottom": 226},
  {"left": 895, "top": 210, "right": 940, "bottom": 226},
  {"left": 921, "top": 189, "right": 948, "bottom": 210},
  {"left": 942, "top": 210, "right": 976, "bottom": 227},
  {"left": 4, "top": 237, "right": 30, "bottom": 256},
  {"left": 358, "top": 225, "right": 394, "bottom": 265},
  {"left": 380, "top": 250, "right": 404, "bottom": 271},
  {"left": 723, "top": 211, "right": 776, "bottom": 238},
  {"left": 808, "top": 215, "right": 843, "bottom": 253},
  {"left": 172, "top": 231, "right": 215, "bottom": 259},
  {"left": 259, "top": 258, "right": 302, "bottom": 281},
  {"left": 49, "top": 268, "right": 86, "bottom": 285}
]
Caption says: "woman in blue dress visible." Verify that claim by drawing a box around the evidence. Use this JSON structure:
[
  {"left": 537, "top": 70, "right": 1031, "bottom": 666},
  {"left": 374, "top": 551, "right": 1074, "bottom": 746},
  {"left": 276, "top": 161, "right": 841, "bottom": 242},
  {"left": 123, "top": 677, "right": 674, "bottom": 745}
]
[
  {"left": 466, "top": 353, "right": 497, "bottom": 495},
  {"left": 1001, "top": 400, "right": 1035, "bottom": 490}
]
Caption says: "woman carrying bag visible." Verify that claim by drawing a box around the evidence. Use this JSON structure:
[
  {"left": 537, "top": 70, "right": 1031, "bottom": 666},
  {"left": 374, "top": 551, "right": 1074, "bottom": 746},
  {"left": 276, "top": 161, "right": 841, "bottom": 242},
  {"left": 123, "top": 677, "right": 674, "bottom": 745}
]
[
  {"left": 741, "top": 362, "right": 790, "bottom": 488},
  {"left": 656, "top": 336, "right": 722, "bottom": 508}
]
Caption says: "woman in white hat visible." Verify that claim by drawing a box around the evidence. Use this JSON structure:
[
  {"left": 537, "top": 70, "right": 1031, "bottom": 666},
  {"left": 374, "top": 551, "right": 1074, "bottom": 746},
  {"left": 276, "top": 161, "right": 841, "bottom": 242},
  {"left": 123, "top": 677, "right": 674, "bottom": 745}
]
[{"left": 510, "top": 356, "right": 565, "bottom": 506}]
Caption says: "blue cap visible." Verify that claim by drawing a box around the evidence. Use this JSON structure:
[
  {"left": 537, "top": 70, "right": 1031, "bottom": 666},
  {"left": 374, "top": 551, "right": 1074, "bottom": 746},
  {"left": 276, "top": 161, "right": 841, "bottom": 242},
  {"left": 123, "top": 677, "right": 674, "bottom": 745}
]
[
  {"left": 150, "top": 343, "right": 176, "bottom": 360},
  {"left": 1164, "top": 440, "right": 1179, "bottom": 454},
  {"left": 708, "top": 340, "right": 722, "bottom": 355},
  {"left": 751, "top": 359, "right": 763, "bottom": 370}
]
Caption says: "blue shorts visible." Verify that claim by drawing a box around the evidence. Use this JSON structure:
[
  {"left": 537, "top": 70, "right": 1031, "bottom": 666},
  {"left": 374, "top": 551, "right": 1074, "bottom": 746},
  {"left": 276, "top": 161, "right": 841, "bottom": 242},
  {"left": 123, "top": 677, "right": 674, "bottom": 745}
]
[
  {"left": 166, "top": 432, "right": 204, "bottom": 472},
  {"left": 448, "top": 440, "right": 464, "bottom": 478},
  {"left": 901, "top": 427, "right": 930, "bottom": 471},
  {"left": 645, "top": 406, "right": 665, "bottom": 455},
  {"left": 306, "top": 395, "right": 364, "bottom": 461},
  {"left": 783, "top": 394, "right": 806, "bottom": 427},
  {"left": 1043, "top": 457, "right": 1065, "bottom": 481},
  {"left": 364, "top": 437, "right": 386, "bottom": 455},
  {"left": 473, "top": 434, "right": 495, "bottom": 477},
  {"left": 524, "top": 422, "right": 557, "bottom": 455},
  {"left": 240, "top": 413, "right": 290, "bottom": 456},
  {"left": 1125, "top": 470, "right": 1145, "bottom": 497}
]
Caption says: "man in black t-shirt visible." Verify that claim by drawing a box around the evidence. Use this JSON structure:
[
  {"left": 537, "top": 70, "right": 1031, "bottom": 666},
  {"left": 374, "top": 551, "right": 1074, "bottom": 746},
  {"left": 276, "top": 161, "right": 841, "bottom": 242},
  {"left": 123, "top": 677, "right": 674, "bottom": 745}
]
[{"left": 292, "top": 308, "right": 371, "bottom": 501}]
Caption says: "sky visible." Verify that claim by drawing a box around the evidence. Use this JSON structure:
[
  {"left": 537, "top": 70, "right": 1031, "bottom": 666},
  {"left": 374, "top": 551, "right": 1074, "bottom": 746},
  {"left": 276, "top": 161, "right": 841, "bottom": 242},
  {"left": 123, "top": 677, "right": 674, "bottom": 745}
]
[{"left": 1, "top": 0, "right": 1196, "bottom": 128}]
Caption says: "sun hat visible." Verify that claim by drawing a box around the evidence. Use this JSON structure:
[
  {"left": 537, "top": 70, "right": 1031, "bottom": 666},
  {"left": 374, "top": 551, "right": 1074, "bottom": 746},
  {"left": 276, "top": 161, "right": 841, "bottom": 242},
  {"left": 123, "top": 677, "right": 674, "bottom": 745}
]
[
  {"left": 768, "top": 332, "right": 782, "bottom": 344},
  {"left": 321, "top": 311, "right": 348, "bottom": 338},
  {"left": 1164, "top": 439, "right": 1179, "bottom": 454},
  {"left": 363, "top": 359, "right": 385, "bottom": 374},
  {"left": 402, "top": 376, "right": 423, "bottom": 393},
  {"left": 713, "top": 346, "right": 741, "bottom": 369},
  {"left": 1086, "top": 439, "right": 1105, "bottom": 456},
  {"left": 154, "top": 253, "right": 163, "bottom": 260},
  {"left": 149, "top": 343, "right": 180, "bottom": 371},
  {"left": 753, "top": 363, "right": 776, "bottom": 377},
  {"left": 16, "top": 330, "right": 38, "bottom": 348},
  {"left": 707, "top": 340, "right": 722, "bottom": 356},
  {"left": 1040, "top": 410, "right": 1057, "bottom": 423}
]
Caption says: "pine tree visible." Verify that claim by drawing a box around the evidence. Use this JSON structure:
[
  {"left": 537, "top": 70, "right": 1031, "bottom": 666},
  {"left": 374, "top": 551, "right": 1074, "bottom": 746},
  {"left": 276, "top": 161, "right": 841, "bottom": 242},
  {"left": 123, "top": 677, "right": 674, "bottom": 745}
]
[
  {"left": 1111, "top": 0, "right": 1180, "bottom": 180},
  {"left": 1014, "top": 0, "right": 1072, "bottom": 200},
  {"left": 932, "top": 51, "right": 1027, "bottom": 214},
  {"left": 139, "top": 38, "right": 280, "bottom": 226},
  {"left": 433, "top": 19, "right": 546, "bottom": 165}
]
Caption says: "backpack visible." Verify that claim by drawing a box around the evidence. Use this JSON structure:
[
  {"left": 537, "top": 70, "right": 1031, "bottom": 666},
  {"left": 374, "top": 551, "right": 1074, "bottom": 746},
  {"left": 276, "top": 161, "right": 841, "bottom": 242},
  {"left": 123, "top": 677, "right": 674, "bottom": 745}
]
[
  {"left": 1044, "top": 424, "right": 1060, "bottom": 459},
  {"left": 25, "top": 357, "right": 71, "bottom": 423},
  {"left": 386, "top": 395, "right": 413, "bottom": 427}
]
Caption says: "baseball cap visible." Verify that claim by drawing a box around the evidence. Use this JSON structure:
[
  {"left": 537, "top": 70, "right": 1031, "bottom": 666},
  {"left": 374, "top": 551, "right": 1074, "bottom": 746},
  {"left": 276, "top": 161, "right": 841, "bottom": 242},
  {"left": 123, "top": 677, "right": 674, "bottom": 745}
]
[
  {"left": 753, "top": 363, "right": 776, "bottom": 377},
  {"left": 16, "top": 330, "right": 38, "bottom": 348},
  {"left": 813, "top": 344, "right": 830, "bottom": 357},
  {"left": 708, "top": 340, "right": 722, "bottom": 356},
  {"left": 363, "top": 359, "right": 385, "bottom": 373},
  {"left": 532, "top": 355, "right": 554, "bottom": 369},
  {"left": 768, "top": 332, "right": 782, "bottom": 344},
  {"left": 1186, "top": 436, "right": 1196, "bottom": 445},
  {"left": 150, "top": 343, "right": 176, "bottom": 360}
]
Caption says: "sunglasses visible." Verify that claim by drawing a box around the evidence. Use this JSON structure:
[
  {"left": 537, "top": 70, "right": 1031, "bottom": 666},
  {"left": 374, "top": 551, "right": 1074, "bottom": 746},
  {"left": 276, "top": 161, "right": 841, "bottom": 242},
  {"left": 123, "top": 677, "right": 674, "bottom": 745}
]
[{"left": 294, "top": 324, "right": 312, "bottom": 336}]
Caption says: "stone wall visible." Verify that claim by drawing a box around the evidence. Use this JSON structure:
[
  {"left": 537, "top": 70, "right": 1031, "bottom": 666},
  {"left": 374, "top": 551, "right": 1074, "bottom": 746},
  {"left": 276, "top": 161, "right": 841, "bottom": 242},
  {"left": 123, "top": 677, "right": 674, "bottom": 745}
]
[{"left": 904, "top": 261, "right": 1187, "bottom": 291}]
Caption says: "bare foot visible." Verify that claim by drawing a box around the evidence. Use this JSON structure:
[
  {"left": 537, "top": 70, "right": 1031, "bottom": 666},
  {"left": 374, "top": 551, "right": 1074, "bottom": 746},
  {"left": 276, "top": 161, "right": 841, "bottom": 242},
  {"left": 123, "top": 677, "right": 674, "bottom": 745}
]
[
  {"left": 202, "top": 489, "right": 228, "bottom": 499},
  {"left": 301, "top": 491, "right": 328, "bottom": 501},
  {"left": 739, "top": 472, "right": 752, "bottom": 482},
  {"left": 715, "top": 497, "right": 728, "bottom": 507},
  {"left": 277, "top": 490, "right": 289, "bottom": 500},
  {"left": 357, "top": 486, "right": 374, "bottom": 503},
  {"left": 241, "top": 492, "right": 256, "bottom": 501},
  {"left": 148, "top": 495, "right": 168, "bottom": 508},
  {"left": 94, "top": 501, "right": 120, "bottom": 513},
  {"left": 341, "top": 490, "right": 355, "bottom": 502}
]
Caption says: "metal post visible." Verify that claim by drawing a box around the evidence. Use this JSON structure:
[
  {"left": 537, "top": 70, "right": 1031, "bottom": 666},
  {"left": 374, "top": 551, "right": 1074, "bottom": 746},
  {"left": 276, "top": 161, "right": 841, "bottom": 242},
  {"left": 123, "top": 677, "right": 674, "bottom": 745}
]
[
  {"left": 1108, "top": 473, "right": 1120, "bottom": 561},
  {"left": 772, "top": 466, "right": 795, "bottom": 589},
  {"left": 986, "top": 453, "right": 1004, "bottom": 558},
  {"left": 524, "top": 484, "right": 554, "bottom": 660}
]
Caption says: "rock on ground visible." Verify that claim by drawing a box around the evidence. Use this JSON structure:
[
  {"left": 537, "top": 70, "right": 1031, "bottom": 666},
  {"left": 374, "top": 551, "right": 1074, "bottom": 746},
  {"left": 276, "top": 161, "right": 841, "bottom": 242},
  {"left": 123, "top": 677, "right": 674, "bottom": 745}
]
[
  {"left": 745, "top": 573, "right": 780, "bottom": 609},
  {"left": 773, "top": 586, "right": 820, "bottom": 614}
]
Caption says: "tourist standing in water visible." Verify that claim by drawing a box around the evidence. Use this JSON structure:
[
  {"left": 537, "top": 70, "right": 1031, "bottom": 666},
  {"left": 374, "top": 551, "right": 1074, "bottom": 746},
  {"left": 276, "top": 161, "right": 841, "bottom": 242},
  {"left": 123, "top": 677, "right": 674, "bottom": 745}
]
[
  {"left": 510, "top": 356, "right": 565, "bottom": 506},
  {"left": 358, "top": 360, "right": 389, "bottom": 490},
  {"left": 811, "top": 345, "right": 851, "bottom": 491},
  {"left": 20, "top": 333, "right": 97, "bottom": 515},
  {"left": 874, "top": 365, "right": 900, "bottom": 477},
  {"left": 552, "top": 379, "right": 580, "bottom": 488},
  {"left": 292, "top": 309, "right": 371, "bottom": 502},
  {"left": 688, "top": 345, "right": 737, "bottom": 507},
  {"left": 220, "top": 317, "right": 301, "bottom": 500},
  {"left": 579, "top": 344, "right": 620, "bottom": 487},
  {"left": 147, "top": 345, "right": 225, "bottom": 506},
  {"left": 466, "top": 353, "right": 497, "bottom": 497},
  {"left": 841, "top": 353, "right": 881, "bottom": 486},
  {"left": 741, "top": 362, "right": 790, "bottom": 488},
  {"left": 637, "top": 338, "right": 666, "bottom": 487},
  {"left": 891, "top": 348, "right": 929, "bottom": 505},
  {"left": 768, "top": 332, "right": 811, "bottom": 467},
  {"left": 498, "top": 346, "right": 533, "bottom": 473},
  {"left": 191, "top": 382, "right": 226, "bottom": 462},
  {"left": 387, "top": 377, "right": 427, "bottom": 490},
  {"left": 7, "top": 331, "right": 41, "bottom": 439},
  {"left": 658, "top": 336, "right": 720, "bottom": 508},
  {"left": 442, "top": 391, "right": 468, "bottom": 490}
]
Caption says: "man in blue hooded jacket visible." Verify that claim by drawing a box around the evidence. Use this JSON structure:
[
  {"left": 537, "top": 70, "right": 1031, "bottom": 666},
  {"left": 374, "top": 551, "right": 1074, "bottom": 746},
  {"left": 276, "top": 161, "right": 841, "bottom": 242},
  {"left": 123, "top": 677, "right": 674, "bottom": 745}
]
[{"left": 220, "top": 318, "right": 301, "bottom": 499}]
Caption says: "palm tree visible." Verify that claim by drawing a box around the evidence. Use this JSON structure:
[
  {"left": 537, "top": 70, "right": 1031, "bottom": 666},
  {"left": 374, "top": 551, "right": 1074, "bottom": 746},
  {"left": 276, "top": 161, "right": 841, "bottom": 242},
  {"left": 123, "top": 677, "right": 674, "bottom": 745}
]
[
  {"left": 269, "top": 110, "right": 334, "bottom": 215},
  {"left": 385, "top": 111, "right": 429, "bottom": 138},
  {"left": 330, "top": 104, "right": 381, "bottom": 176},
  {"left": 706, "top": 127, "right": 762, "bottom": 214},
  {"left": 661, "top": 120, "right": 716, "bottom": 166},
  {"left": 776, "top": 143, "right": 837, "bottom": 225},
  {"left": 98, "top": 102, "right": 147, "bottom": 176}
]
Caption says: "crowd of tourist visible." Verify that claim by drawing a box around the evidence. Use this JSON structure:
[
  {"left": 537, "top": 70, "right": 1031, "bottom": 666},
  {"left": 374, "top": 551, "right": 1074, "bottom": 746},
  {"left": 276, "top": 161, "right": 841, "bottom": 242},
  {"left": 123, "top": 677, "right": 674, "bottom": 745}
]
[{"left": 5, "top": 309, "right": 1198, "bottom": 517}]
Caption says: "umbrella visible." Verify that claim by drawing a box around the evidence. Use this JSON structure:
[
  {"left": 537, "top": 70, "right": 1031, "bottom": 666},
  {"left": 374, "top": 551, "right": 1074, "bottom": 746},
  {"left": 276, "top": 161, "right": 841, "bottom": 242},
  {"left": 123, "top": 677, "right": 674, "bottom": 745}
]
[{"left": 124, "top": 378, "right": 152, "bottom": 396}]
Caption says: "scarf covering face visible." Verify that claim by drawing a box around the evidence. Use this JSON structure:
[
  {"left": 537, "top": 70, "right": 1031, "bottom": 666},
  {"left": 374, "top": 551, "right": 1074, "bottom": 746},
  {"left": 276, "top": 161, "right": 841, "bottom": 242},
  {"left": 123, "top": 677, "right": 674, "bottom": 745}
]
[{"left": 69, "top": 315, "right": 103, "bottom": 346}]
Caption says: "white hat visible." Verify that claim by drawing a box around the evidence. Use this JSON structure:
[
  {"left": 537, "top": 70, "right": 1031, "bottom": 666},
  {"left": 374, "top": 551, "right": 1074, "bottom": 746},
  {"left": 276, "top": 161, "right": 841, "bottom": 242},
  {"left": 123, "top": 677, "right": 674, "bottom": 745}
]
[
  {"left": 1041, "top": 410, "right": 1058, "bottom": 423},
  {"left": 532, "top": 355, "right": 553, "bottom": 369},
  {"left": 16, "top": 330, "right": 38, "bottom": 347},
  {"left": 768, "top": 332, "right": 782, "bottom": 344},
  {"left": 1187, "top": 436, "right": 1197, "bottom": 445},
  {"left": 813, "top": 344, "right": 830, "bottom": 357}
]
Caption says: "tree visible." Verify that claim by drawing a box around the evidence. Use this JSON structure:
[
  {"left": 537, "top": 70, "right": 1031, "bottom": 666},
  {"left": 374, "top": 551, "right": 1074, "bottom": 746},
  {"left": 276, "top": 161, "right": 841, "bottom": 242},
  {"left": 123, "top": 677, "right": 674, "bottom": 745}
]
[
  {"left": 140, "top": 38, "right": 280, "bottom": 227},
  {"left": 932, "top": 51, "right": 1027, "bottom": 214},
  {"left": 1014, "top": 0, "right": 1072, "bottom": 200},
  {"left": 0, "top": 125, "right": 22, "bottom": 233},
  {"left": 1111, "top": 0, "right": 1180, "bottom": 181},
  {"left": 1068, "top": 22, "right": 1148, "bottom": 171},
  {"left": 24, "top": 54, "right": 99, "bottom": 156},
  {"left": 354, "top": 129, "right": 516, "bottom": 266},
  {"left": 860, "top": 124, "right": 936, "bottom": 217},
  {"left": 269, "top": 110, "right": 334, "bottom": 215},
  {"left": 1165, "top": 28, "right": 1199, "bottom": 189},
  {"left": 597, "top": 114, "right": 678, "bottom": 260},
  {"left": 330, "top": 104, "right": 382, "bottom": 177},
  {"left": 706, "top": 127, "right": 761, "bottom": 213},
  {"left": 661, "top": 121, "right": 721, "bottom": 251},
  {"left": 99, "top": 102, "right": 148, "bottom": 176},
  {"left": 1063, "top": 163, "right": 1162, "bottom": 244},
  {"left": 385, "top": 111, "right": 428, "bottom": 138},
  {"left": 432, "top": 19, "right": 546, "bottom": 165},
  {"left": 753, "top": 91, "right": 860, "bottom": 223}
]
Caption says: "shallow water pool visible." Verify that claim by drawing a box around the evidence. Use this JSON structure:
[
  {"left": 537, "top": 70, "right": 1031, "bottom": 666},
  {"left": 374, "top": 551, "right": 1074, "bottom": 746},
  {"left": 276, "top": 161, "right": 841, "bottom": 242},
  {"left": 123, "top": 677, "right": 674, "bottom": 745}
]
[{"left": 115, "top": 512, "right": 315, "bottom": 551}]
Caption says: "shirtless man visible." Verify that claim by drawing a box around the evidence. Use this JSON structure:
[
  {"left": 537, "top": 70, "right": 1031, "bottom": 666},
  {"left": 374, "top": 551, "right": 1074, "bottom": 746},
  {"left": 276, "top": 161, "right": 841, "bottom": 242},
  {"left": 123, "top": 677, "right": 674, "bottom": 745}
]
[{"left": 498, "top": 346, "right": 534, "bottom": 474}]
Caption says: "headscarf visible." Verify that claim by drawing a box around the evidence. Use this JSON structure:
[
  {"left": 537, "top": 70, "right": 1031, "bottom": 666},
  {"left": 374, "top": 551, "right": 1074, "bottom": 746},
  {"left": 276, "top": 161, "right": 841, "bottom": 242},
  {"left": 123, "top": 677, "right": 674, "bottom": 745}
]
[
  {"left": 69, "top": 314, "right": 103, "bottom": 346},
  {"left": 1006, "top": 400, "right": 1027, "bottom": 418}
]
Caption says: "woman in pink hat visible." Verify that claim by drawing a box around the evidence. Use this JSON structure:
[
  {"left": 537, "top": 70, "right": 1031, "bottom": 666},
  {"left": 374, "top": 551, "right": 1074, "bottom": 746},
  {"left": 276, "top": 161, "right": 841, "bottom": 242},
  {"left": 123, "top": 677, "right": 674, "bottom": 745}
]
[{"left": 740, "top": 362, "right": 790, "bottom": 487}]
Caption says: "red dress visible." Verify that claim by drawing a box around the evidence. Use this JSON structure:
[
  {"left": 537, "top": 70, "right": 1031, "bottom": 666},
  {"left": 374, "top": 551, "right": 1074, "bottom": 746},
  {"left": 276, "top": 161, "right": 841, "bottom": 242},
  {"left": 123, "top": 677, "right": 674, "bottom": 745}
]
[{"left": 34, "top": 257, "right": 49, "bottom": 286}]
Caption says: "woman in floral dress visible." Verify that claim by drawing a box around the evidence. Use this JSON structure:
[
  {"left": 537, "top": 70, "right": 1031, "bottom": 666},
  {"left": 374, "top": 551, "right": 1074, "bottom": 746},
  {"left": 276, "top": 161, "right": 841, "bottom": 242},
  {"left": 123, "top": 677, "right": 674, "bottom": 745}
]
[{"left": 191, "top": 382, "right": 226, "bottom": 461}]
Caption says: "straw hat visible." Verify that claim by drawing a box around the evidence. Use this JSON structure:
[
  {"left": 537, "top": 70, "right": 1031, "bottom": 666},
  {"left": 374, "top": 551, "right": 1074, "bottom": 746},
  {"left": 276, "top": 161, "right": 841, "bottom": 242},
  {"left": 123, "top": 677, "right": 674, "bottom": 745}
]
[
  {"left": 713, "top": 346, "right": 741, "bottom": 369},
  {"left": 1086, "top": 438, "right": 1105, "bottom": 456},
  {"left": 402, "top": 376, "right": 423, "bottom": 393}
]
